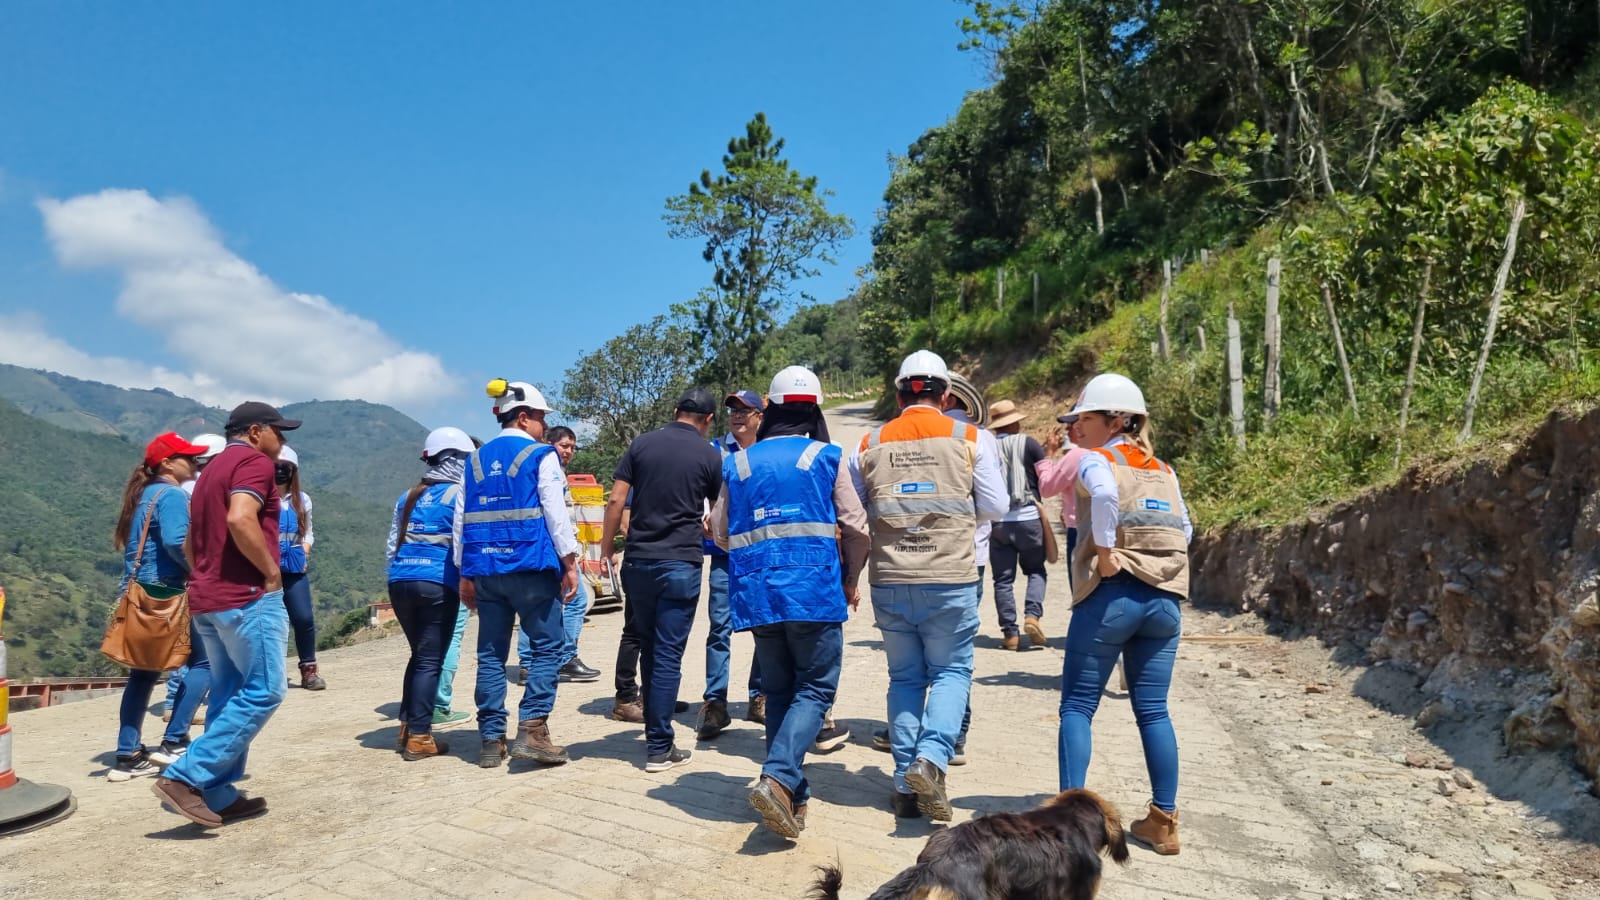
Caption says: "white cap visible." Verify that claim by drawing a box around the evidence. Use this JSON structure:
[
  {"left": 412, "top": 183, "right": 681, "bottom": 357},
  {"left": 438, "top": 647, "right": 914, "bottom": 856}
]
[
  {"left": 767, "top": 366, "right": 823, "bottom": 406},
  {"left": 277, "top": 445, "right": 299, "bottom": 466},
  {"left": 895, "top": 349, "right": 951, "bottom": 390},
  {"left": 487, "top": 379, "right": 554, "bottom": 418},
  {"left": 190, "top": 433, "right": 226, "bottom": 461},
  {"left": 1059, "top": 373, "right": 1148, "bottom": 423},
  {"left": 423, "top": 426, "right": 475, "bottom": 459}
]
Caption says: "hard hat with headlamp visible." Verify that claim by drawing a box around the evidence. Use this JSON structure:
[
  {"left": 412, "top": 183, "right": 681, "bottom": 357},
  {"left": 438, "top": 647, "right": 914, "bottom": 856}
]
[
  {"left": 1057, "top": 373, "right": 1148, "bottom": 424},
  {"left": 422, "top": 426, "right": 475, "bottom": 460},
  {"left": 895, "top": 349, "right": 951, "bottom": 393},
  {"left": 486, "top": 378, "right": 553, "bottom": 418},
  {"left": 767, "top": 366, "right": 823, "bottom": 405}
]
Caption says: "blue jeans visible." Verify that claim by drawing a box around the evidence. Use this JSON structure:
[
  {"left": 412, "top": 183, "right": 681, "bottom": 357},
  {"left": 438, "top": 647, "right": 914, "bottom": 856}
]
[
  {"left": 434, "top": 601, "right": 471, "bottom": 714},
  {"left": 162, "top": 593, "right": 289, "bottom": 812},
  {"left": 118, "top": 621, "right": 211, "bottom": 755},
  {"left": 705, "top": 555, "right": 762, "bottom": 703},
  {"left": 473, "top": 570, "right": 564, "bottom": 740},
  {"left": 163, "top": 665, "right": 187, "bottom": 711},
  {"left": 281, "top": 572, "right": 317, "bottom": 665},
  {"left": 620, "top": 558, "right": 701, "bottom": 756},
  {"left": 390, "top": 580, "right": 460, "bottom": 734},
  {"left": 517, "top": 576, "right": 590, "bottom": 669},
  {"left": 1059, "top": 573, "right": 1182, "bottom": 811},
  {"left": 753, "top": 621, "right": 842, "bottom": 806},
  {"left": 871, "top": 582, "right": 979, "bottom": 793}
]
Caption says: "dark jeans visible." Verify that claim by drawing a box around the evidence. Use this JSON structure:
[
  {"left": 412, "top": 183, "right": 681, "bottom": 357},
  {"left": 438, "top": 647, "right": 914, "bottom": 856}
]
[
  {"left": 473, "top": 570, "right": 564, "bottom": 741},
  {"left": 389, "top": 580, "right": 460, "bottom": 735},
  {"left": 281, "top": 572, "right": 317, "bottom": 665},
  {"left": 753, "top": 621, "right": 842, "bottom": 806},
  {"left": 990, "top": 519, "right": 1048, "bottom": 636},
  {"left": 117, "top": 620, "right": 211, "bottom": 755},
  {"left": 620, "top": 557, "right": 701, "bottom": 756},
  {"left": 705, "top": 555, "right": 763, "bottom": 703},
  {"left": 615, "top": 591, "right": 642, "bottom": 702}
]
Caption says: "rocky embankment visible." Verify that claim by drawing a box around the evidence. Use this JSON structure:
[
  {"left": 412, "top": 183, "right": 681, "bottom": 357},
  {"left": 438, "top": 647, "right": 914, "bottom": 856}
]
[{"left": 1191, "top": 406, "right": 1600, "bottom": 782}]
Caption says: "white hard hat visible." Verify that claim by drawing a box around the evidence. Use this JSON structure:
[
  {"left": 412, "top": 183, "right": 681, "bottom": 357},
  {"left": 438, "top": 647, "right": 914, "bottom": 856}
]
[
  {"left": 190, "top": 433, "right": 226, "bottom": 461},
  {"left": 487, "top": 378, "right": 554, "bottom": 418},
  {"left": 277, "top": 445, "right": 299, "bottom": 466},
  {"left": 1059, "top": 373, "right": 1148, "bottom": 423},
  {"left": 423, "top": 426, "right": 475, "bottom": 460},
  {"left": 767, "top": 366, "right": 823, "bottom": 405},
  {"left": 895, "top": 350, "right": 951, "bottom": 390}
]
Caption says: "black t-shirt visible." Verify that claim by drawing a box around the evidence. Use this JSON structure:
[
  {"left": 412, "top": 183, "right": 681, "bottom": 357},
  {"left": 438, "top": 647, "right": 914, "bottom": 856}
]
[{"left": 614, "top": 421, "right": 722, "bottom": 562}]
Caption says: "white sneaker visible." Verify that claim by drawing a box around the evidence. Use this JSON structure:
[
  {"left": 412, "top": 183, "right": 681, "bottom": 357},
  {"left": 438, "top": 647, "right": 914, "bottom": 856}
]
[
  {"left": 147, "top": 741, "right": 189, "bottom": 766},
  {"left": 107, "top": 751, "right": 161, "bottom": 782}
]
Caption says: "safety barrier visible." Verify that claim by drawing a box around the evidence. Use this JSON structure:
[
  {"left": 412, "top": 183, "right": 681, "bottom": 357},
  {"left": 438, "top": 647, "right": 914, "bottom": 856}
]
[{"left": 0, "top": 585, "right": 77, "bottom": 837}]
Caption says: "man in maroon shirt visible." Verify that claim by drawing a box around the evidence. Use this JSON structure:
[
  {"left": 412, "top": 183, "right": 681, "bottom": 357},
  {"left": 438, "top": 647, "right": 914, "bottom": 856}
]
[{"left": 153, "top": 401, "right": 298, "bottom": 827}]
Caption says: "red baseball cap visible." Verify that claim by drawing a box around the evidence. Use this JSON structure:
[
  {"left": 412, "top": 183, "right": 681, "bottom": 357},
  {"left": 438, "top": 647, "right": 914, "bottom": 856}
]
[{"left": 144, "top": 432, "right": 210, "bottom": 468}]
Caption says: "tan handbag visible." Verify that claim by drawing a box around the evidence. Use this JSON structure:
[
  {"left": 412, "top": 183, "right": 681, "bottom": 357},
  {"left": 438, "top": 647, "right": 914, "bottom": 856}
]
[
  {"left": 101, "top": 489, "right": 192, "bottom": 671},
  {"left": 1036, "top": 501, "right": 1061, "bottom": 564}
]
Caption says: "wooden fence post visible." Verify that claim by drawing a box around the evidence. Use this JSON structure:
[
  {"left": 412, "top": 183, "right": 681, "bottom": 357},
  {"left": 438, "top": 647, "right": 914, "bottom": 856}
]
[
  {"left": 1227, "top": 304, "right": 1246, "bottom": 449},
  {"left": 1263, "top": 257, "right": 1282, "bottom": 429},
  {"left": 1459, "top": 197, "right": 1528, "bottom": 444},
  {"left": 997, "top": 268, "right": 1005, "bottom": 311},
  {"left": 1395, "top": 258, "right": 1434, "bottom": 468},
  {"left": 1158, "top": 259, "right": 1172, "bottom": 359},
  {"left": 1320, "top": 280, "right": 1359, "bottom": 414},
  {"left": 1032, "top": 271, "right": 1040, "bottom": 316},
  {"left": 1196, "top": 324, "right": 1207, "bottom": 353}
]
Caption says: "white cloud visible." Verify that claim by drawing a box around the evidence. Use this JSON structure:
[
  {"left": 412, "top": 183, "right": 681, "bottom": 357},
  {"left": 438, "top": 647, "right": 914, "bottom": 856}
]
[{"left": 5, "top": 188, "right": 456, "bottom": 410}]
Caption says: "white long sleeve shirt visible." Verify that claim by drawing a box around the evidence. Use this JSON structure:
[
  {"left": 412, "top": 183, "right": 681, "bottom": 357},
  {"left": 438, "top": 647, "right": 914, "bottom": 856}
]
[
  {"left": 452, "top": 429, "right": 580, "bottom": 569},
  {"left": 943, "top": 408, "right": 999, "bottom": 565},
  {"left": 1077, "top": 435, "right": 1194, "bottom": 549}
]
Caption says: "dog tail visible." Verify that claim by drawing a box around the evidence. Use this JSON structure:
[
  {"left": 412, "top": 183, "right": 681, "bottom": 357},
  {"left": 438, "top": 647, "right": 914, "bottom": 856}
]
[{"left": 806, "top": 864, "right": 844, "bottom": 900}]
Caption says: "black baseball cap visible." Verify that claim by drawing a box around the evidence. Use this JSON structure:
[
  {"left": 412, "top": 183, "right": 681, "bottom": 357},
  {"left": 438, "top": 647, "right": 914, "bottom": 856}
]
[
  {"left": 675, "top": 387, "right": 717, "bottom": 415},
  {"left": 225, "top": 401, "right": 302, "bottom": 432}
]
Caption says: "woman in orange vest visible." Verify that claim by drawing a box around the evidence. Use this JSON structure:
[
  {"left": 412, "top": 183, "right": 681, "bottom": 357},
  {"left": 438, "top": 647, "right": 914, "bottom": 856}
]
[{"left": 1057, "top": 373, "right": 1192, "bottom": 856}]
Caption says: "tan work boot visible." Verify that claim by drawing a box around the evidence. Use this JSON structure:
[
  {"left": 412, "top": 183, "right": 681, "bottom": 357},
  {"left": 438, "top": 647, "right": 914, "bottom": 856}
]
[
  {"left": 1023, "top": 616, "right": 1047, "bottom": 648},
  {"left": 1130, "top": 804, "right": 1180, "bottom": 855},
  {"left": 510, "top": 717, "right": 570, "bottom": 765},
  {"left": 401, "top": 732, "right": 450, "bottom": 761},
  {"left": 611, "top": 698, "right": 644, "bottom": 723},
  {"left": 749, "top": 775, "right": 800, "bottom": 839},
  {"left": 395, "top": 723, "right": 409, "bottom": 753},
  {"left": 1001, "top": 634, "right": 1020, "bottom": 651}
]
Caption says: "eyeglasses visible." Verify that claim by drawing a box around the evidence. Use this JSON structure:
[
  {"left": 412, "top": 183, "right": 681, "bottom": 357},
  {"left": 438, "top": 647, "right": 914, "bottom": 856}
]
[{"left": 728, "top": 409, "right": 758, "bottom": 419}]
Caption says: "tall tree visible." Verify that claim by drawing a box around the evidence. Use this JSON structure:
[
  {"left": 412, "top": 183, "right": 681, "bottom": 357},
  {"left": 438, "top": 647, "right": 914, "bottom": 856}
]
[{"left": 663, "top": 113, "right": 854, "bottom": 389}]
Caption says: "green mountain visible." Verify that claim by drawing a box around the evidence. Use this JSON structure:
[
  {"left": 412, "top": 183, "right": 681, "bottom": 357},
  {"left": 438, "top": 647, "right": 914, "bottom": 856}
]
[{"left": 0, "top": 367, "right": 434, "bottom": 678}]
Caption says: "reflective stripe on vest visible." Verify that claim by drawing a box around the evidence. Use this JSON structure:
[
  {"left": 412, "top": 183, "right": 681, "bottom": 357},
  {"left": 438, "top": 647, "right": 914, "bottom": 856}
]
[
  {"left": 461, "top": 506, "right": 546, "bottom": 524},
  {"left": 727, "top": 520, "right": 837, "bottom": 550},
  {"left": 865, "top": 497, "right": 973, "bottom": 517}
]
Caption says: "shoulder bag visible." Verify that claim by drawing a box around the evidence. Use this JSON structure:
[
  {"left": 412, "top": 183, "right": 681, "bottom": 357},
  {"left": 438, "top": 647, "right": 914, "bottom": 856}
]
[{"left": 100, "top": 489, "right": 192, "bottom": 671}]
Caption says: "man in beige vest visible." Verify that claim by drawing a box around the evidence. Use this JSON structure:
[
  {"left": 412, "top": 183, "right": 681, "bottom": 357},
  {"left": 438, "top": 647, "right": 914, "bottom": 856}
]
[{"left": 848, "top": 350, "right": 1008, "bottom": 821}]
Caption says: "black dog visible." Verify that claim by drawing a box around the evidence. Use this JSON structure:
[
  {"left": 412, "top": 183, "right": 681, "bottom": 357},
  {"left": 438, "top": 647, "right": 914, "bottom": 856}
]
[{"left": 809, "top": 789, "right": 1130, "bottom": 900}]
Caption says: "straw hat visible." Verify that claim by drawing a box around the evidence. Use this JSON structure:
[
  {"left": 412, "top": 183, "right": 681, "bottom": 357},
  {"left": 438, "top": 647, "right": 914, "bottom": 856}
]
[{"left": 987, "top": 399, "right": 1026, "bottom": 430}]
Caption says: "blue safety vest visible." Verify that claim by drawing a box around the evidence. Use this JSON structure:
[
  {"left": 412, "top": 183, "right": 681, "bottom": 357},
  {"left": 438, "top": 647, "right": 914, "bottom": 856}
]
[
  {"left": 279, "top": 500, "right": 308, "bottom": 574},
  {"left": 388, "top": 482, "right": 461, "bottom": 586},
  {"left": 460, "top": 436, "right": 560, "bottom": 578},
  {"left": 724, "top": 436, "right": 845, "bottom": 629},
  {"left": 703, "top": 434, "right": 739, "bottom": 557}
]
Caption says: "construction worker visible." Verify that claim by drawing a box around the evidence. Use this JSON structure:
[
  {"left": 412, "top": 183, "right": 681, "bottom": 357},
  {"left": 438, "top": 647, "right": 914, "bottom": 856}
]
[
  {"left": 985, "top": 398, "right": 1051, "bottom": 649},
  {"left": 1056, "top": 373, "right": 1192, "bottom": 856},
  {"left": 699, "top": 388, "right": 766, "bottom": 740},
  {"left": 710, "top": 367, "right": 870, "bottom": 839},
  {"left": 455, "top": 380, "right": 582, "bottom": 769},
  {"left": 849, "top": 350, "right": 1007, "bottom": 821}
]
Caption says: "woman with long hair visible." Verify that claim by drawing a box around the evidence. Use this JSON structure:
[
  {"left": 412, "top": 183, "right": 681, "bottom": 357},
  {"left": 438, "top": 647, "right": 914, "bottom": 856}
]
[
  {"left": 386, "top": 427, "right": 473, "bottom": 759},
  {"left": 108, "top": 432, "right": 213, "bottom": 782},
  {"left": 1056, "top": 373, "right": 1192, "bottom": 856},
  {"left": 275, "top": 446, "right": 325, "bottom": 690}
]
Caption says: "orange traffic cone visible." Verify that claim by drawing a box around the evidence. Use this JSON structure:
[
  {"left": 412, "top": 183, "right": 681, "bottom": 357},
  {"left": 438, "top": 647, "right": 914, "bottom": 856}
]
[{"left": 0, "top": 586, "right": 77, "bottom": 837}]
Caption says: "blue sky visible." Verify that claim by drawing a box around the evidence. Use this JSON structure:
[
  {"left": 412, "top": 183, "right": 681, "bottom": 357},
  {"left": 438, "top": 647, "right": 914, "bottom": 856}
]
[{"left": 0, "top": 2, "right": 985, "bottom": 432}]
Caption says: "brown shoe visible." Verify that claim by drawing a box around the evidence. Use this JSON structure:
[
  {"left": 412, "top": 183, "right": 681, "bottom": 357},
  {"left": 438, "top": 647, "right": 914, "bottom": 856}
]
[
  {"left": 611, "top": 698, "right": 644, "bottom": 724},
  {"left": 747, "top": 695, "right": 767, "bottom": 725},
  {"left": 1023, "top": 616, "right": 1047, "bottom": 648},
  {"left": 1130, "top": 804, "right": 1180, "bottom": 855},
  {"left": 395, "top": 723, "right": 409, "bottom": 753},
  {"left": 402, "top": 732, "right": 450, "bottom": 761},
  {"left": 749, "top": 775, "right": 800, "bottom": 839},
  {"left": 218, "top": 794, "right": 268, "bottom": 824},
  {"left": 152, "top": 777, "right": 222, "bottom": 827},
  {"left": 1001, "top": 634, "right": 1020, "bottom": 651},
  {"left": 510, "top": 717, "right": 570, "bottom": 765}
]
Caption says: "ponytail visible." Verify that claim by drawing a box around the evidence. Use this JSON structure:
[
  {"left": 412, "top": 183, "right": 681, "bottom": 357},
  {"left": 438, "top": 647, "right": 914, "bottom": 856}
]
[
  {"left": 1124, "top": 415, "right": 1155, "bottom": 456},
  {"left": 113, "top": 463, "right": 160, "bottom": 549}
]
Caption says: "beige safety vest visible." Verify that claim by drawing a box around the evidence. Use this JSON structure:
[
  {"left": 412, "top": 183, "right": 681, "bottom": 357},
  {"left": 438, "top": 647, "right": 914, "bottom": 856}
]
[
  {"left": 858, "top": 408, "right": 979, "bottom": 585},
  {"left": 1070, "top": 444, "right": 1190, "bottom": 604}
]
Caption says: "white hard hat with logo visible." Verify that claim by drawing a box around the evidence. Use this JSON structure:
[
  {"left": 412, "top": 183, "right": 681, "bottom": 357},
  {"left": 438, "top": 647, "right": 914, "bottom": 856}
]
[
  {"left": 767, "top": 366, "right": 824, "bottom": 405},
  {"left": 895, "top": 350, "right": 951, "bottom": 390},
  {"left": 190, "top": 433, "right": 227, "bottom": 461},
  {"left": 1058, "top": 373, "right": 1148, "bottom": 423},
  {"left": 486, "top": 378, "right": 554, "bottom": 417},
  {"left": 423, "top": 426, "right": 475, "bottom": 460}
]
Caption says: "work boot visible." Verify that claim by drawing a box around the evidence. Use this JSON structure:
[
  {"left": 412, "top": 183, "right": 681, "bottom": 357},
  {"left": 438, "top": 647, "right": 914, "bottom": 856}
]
[
  {"left": 1024, "top": 616, "right": 1047, "bottom": 648},
  {"left": 746, "top": 695, "right": 766, "bottom": 725},
  {"left": 904, "top": 757, "right": 952, "bottom": 821},
  {"left": 478, "top": 737, "right": 508, "bottom": 768},
  {"left": 395, "top": 723, "right": 409, "bottom": 753},
  {"left": 697, "top": 699, "right": 731, "bottom": 740},
  {"left": 299, "top": 662, "right": 327, "bottom": 691},
  {"left": 749, "top": 775, "right": 800, "bottom": 839},
  {"left": 509, "top": 717, "right": 570, "bottom": 765},
  {"left": 1001, "top": 633, "right": 1020, "bottom": 651},
  {"left": 401, "top": 732, "right": 450, "bottom": 761},
  {"left": 611, "top": 697, "right": 644, "bottom": 724},
  {"left": 1131, "top": 804, "right": 1180, "bottom": 855}
]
